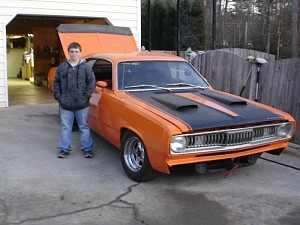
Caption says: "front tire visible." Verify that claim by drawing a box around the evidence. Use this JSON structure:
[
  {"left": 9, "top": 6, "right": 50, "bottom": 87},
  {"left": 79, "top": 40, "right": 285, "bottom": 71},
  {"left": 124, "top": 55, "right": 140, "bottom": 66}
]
[{"left": 121, "top": 131, "right": 158, "bottom": 182}]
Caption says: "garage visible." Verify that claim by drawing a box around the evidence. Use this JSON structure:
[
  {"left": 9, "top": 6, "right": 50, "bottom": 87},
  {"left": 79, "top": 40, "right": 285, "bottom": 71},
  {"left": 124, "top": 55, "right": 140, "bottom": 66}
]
[
  {"left": 6, "top": 15, "right": 109, "bottom": 106},
  {"left": 0, "top": 0, "right": 141, "bottom": 107}
]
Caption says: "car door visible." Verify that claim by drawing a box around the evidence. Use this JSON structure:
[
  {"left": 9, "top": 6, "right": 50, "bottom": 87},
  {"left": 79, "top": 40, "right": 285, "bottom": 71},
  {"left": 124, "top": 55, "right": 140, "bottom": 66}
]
[{"left": 89, "top": 58, "right": 115, "bottom": 137}]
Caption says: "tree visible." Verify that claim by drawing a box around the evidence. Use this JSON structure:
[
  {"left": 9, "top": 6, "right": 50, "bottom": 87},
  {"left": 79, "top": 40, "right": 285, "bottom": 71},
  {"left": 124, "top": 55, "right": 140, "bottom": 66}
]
[
  {"left": 291, "top": 0, "right": 298, "bottom": 57},
  {"left": 264, "top": 0, "right": 275, "bottom": 53},
  {"left": 141, "top": 0, "right": 299, "bottom": 59},
  {"left": 141, "top": 0, "right": 150, "bottom": 50},
  {"left": 151, "top": 0, "right": 166, "bottom": 49},
  {"left": 178, "top": 0, "right": 205, "bottom": 50},
  {"left": 190, "top": 0, "right": 205, "bottom": 49},
  {"left": 141, "top": 0, "right": 206, "bottom": 51},
  {"left": 161, "top": 2, "right": 177, "bottom": 50}
]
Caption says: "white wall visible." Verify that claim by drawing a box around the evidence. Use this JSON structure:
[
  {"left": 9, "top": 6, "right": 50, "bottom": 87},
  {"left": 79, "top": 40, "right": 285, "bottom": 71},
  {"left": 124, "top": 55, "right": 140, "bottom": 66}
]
[
  {"left": 0, "top": 0, "right": 141, "bottom": 107},
  {"left": 7, "top": 48, "right": 23, "bottom": 78}
]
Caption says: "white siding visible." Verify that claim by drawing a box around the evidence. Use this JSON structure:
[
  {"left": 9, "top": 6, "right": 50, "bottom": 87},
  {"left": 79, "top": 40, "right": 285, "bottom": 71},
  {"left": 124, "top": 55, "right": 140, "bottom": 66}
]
[
  {"left": 0, "top": 0, "right": 141, "bottom": 107},
  {"left": 0, "top": 22, "right": 8, "bottom": 107}
]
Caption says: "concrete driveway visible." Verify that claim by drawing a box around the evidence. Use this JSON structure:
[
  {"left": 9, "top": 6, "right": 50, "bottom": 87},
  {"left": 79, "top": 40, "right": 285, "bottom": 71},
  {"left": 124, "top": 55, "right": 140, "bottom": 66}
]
[{"left": 0, "top": 103, "right": 299, "bottom": 225}]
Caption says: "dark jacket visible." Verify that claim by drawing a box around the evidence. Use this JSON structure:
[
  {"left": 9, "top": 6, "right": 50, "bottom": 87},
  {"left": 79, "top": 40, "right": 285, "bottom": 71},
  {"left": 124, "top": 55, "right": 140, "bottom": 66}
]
[{"left": 53, "top": 59, "right": 95, "bottom": 110}]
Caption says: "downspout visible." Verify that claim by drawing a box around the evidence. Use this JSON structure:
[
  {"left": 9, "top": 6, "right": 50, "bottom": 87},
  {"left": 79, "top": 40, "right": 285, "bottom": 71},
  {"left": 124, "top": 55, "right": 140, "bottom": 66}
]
[{"left": 2, "top": 23, "right": 8, "bottom": 107}]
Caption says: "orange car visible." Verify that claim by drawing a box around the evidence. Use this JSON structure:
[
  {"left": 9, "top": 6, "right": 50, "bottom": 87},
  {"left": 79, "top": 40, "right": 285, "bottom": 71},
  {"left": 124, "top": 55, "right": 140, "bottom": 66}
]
[{"left": 49, "top": 24, "right": 296, "bottom": 182}]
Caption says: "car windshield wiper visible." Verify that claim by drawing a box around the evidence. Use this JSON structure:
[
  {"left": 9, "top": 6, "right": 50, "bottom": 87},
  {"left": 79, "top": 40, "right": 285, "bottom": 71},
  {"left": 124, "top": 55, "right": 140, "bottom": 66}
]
[
  {"left": 166, "top": 83, "right": 207, "bottom": 89},
  {"left": 124, "top": 84, "right": 171, "bottom": 91}
]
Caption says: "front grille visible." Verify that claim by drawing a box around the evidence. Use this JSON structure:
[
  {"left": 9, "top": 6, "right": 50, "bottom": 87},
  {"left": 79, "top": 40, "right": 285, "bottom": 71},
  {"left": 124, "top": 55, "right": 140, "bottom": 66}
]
[
  {"left": 179, "top": 123, "right": 289, "bottom": 154},
  {"left": 188, "top": 126, "right": 278, "bottom": 148},
  {"left": 187, "top": 126, "right": 277, "bottom": 148}
]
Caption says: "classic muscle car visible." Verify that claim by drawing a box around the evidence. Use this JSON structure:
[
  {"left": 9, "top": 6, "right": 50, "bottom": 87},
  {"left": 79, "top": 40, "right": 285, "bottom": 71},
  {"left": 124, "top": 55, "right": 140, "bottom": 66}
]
[{"left": 49, "top": 24, "right": 296, "bottom": 182}]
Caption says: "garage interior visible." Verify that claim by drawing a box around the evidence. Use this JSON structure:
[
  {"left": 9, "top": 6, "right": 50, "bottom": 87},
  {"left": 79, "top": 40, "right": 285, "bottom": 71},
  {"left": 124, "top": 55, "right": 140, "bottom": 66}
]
[{"left": 6, "top": 15, "right": 109, "bottom": 106}]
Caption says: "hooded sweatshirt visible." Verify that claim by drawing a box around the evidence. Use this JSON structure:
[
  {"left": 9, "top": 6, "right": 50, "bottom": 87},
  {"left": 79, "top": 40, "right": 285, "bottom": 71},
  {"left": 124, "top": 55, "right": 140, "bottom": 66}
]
[{"left": 53, "top": 59, "right": 95, "bottom": 110}]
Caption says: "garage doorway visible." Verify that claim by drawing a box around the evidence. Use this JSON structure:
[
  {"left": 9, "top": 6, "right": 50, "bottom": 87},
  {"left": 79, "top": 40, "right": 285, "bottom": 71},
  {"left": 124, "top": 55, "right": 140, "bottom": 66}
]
[{"left": 6, "top": 15, "right": 110, "bottom": 106}]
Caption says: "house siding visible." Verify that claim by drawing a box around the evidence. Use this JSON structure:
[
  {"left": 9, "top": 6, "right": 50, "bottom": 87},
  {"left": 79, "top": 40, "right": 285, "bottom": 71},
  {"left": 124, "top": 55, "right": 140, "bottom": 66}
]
[
  {"left": 0, "top": 0, "right": 141, "bottom": 107},
  {"left": 0, "top": 22, "right": 7, "bottom": 107}
]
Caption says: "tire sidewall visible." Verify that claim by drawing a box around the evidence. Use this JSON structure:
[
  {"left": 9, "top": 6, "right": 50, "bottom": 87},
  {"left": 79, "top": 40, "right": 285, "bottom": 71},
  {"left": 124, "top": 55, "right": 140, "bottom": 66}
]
[{"left": 120, "top": 131, "right": 157, "bottom": 182}]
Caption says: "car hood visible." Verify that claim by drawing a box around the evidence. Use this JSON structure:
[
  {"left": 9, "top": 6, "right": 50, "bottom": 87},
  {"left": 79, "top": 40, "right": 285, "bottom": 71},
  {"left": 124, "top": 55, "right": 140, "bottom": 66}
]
[
  {"left": 57, "top": 24, "right": 138, "bottom": 58},
  {"left": 128, "top": 89, "right": 284, "bottom": 131}
]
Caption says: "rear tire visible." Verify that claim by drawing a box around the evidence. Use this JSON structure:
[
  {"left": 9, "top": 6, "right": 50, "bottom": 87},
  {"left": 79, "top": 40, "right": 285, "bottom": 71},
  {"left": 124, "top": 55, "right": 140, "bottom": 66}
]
[{"left": 120, "top": 131, "right": 158, "bottom": 182}]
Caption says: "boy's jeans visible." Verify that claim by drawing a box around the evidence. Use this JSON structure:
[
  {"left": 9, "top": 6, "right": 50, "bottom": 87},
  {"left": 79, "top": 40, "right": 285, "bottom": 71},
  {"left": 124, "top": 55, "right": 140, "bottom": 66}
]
[{"left": 58, "top": 106, "right": 93, "bottom": 153}]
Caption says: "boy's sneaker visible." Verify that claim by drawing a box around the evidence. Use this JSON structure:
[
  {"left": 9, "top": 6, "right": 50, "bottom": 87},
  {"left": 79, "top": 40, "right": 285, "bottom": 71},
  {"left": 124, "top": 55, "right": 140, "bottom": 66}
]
[
  {"left": 84, "top": 151, "right": 94, "bottom": 158},
  {"left": 57, "top": 150, "right": 69, "bottom": 158}
]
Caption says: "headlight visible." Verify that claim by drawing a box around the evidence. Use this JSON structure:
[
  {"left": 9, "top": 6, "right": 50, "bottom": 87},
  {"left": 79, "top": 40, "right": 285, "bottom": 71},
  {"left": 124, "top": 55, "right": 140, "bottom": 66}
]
[
  {"left": 277, "top": 123, "right": 294, "bottom": 138},
  {"left": 170, "top": 136, "right": 187, "bottom": 153}
]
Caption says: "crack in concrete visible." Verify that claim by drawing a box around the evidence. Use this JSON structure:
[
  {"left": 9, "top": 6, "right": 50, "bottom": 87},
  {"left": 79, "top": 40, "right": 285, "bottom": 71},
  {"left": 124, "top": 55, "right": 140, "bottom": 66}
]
[
  {"left": 2, "top": 183, "right": 147, "bottom": 225},
  {"left": 110, "top": 184, "right": 148, "bottom": 225}
]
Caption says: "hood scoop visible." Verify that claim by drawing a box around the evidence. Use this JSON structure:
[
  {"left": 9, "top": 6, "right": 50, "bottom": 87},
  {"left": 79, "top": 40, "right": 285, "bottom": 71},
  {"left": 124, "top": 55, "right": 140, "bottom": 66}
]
[
  {"left": 201, "top": 91, "right": 247, "bottom": 106},
  {"left": 151, "top": 94, "right": 198, "bottom": 111}
]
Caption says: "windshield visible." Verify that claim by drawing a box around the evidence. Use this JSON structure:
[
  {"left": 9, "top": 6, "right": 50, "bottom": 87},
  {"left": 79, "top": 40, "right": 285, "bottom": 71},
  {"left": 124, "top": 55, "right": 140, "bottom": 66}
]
[{"left": 117, "top": 61, "right": 209, "bottom": 91}]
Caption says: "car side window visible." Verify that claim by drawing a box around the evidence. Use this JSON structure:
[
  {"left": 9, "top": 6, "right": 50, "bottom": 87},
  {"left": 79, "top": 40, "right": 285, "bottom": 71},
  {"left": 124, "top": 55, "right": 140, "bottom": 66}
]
[{"left": 92, "top": 59, "right": 113, "bottom": 89}]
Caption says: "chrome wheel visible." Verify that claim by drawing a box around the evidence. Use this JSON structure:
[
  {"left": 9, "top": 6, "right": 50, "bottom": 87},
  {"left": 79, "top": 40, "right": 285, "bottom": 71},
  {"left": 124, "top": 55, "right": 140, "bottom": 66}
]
[
  {"left": 121, "top": 131, "right": 158, "bottom": 182},
  {"left": 124, "top": 136, "right": 145, "bottom": 172}
]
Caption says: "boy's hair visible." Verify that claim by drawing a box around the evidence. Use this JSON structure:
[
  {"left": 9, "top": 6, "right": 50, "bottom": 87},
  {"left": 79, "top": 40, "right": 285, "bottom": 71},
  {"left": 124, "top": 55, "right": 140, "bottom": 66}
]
[{"left": 68, "top": 42, "right": 82, "bottom": 52}]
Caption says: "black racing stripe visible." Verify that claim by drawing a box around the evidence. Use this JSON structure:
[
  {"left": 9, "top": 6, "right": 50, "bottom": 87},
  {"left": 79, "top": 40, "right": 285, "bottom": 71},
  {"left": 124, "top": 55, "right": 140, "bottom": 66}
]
[
  {"left": 129, "top": 90, "right": 283, "bottom": 131},
  {"left": 197, "top": 89, "right": 283, "bottom": 121}
]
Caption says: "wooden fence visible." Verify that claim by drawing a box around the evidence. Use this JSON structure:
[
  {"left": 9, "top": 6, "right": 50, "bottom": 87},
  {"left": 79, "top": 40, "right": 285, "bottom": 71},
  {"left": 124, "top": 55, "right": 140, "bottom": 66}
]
[
  {"left": 207, "top": 48, "right": 275, "bottom": 61},
  {"left": 192, "top": 49, "right": 300, "bottom": 144}
]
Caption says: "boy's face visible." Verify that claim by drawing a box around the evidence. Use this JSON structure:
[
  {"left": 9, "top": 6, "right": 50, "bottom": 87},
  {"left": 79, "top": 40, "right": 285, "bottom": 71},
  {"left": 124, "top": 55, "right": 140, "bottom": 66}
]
[{"left": 68, "top": 47, "right": 81, "bottom": 61}]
